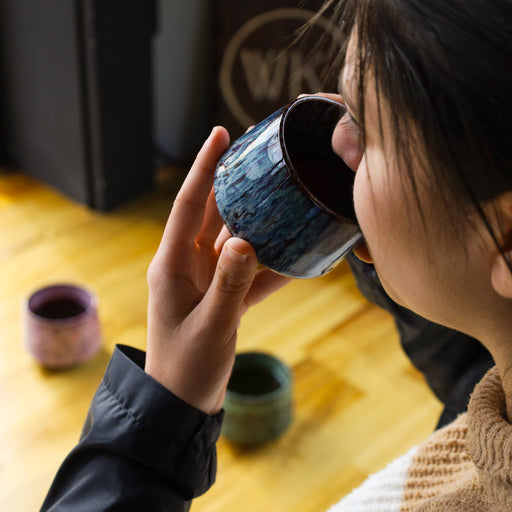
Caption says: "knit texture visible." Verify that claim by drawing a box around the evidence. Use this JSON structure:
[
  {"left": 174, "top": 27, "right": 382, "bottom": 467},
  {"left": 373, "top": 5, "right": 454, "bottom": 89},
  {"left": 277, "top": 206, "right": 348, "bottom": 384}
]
[
  {"left": 327, "top": 447, "right": 417, "bottom": 511},
  {"left": 328, "top": 367, "right": 512, "bottom": 511}
]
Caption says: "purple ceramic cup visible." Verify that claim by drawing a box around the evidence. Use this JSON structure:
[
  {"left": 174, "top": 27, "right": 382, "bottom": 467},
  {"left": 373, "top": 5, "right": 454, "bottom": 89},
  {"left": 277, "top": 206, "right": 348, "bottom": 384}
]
[{"left": 24, "top": 284, "right": 102, "bottom": 369}]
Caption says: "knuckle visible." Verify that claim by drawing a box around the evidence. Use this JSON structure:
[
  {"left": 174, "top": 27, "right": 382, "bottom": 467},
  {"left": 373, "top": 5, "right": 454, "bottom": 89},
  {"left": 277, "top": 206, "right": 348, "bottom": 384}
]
[
  {"left": 147, "top": 258, "right": 165, "bottom": 290},
  {"left": 172, "top": 192, "right": 201, "bottom": 211},
  {"left": 217, "top": 264, "right": 249, "bottom": 295}
]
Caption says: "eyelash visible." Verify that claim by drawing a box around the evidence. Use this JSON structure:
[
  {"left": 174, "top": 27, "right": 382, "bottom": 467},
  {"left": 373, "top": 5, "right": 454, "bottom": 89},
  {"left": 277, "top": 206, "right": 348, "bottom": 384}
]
[
  {"left": 342, "top": 109, "right": 365, "bottom": 147},
  {"left": 345, "top": 110, "right": 361, "bottom": 130}
]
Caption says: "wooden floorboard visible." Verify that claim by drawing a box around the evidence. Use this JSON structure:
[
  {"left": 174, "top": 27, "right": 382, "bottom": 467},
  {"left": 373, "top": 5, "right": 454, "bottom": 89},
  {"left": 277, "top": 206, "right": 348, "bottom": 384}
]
[{"left": 0, "top": 170, "right": 442, "bottom": 511}]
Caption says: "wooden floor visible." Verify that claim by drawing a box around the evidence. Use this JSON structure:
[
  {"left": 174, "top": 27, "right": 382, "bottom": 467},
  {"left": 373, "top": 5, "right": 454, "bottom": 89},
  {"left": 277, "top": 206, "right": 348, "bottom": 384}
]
[{"left": 0, "top": 169, "right": 442, "bottom": 512}]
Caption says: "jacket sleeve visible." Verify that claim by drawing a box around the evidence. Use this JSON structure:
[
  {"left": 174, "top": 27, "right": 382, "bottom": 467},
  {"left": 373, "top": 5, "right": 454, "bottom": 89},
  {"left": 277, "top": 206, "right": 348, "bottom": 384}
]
[{"left": 40, "top": 344, "right": 224, "bottom": 512}]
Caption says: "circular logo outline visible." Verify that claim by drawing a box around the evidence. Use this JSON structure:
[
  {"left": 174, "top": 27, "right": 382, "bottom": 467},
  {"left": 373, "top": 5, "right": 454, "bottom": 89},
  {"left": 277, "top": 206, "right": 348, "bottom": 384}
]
[{"left": 219, "top": 8, "right": 342, "bottom": 128}]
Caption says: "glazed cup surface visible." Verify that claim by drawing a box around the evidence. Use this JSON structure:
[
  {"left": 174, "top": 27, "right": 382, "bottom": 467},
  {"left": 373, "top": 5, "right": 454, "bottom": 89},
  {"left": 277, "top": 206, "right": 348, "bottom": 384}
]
[
  {"left": 214, "top": 96, "right": 362, "bottom": 279},
  {"left": 222, "top": 352, "right": 293, "bottom": 446},
  {"left": 24, "top": 284, "right": 102, "bottom": 369}
]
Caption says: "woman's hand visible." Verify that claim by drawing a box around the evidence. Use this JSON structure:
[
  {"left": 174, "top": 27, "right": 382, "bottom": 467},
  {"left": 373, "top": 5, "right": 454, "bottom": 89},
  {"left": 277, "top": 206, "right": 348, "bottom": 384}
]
[
  {"left": 145, "top": 127, "right": 290, "bottom": 415},
  {"left": 299, "top": 92, "right": 343, "bottom": 103}
]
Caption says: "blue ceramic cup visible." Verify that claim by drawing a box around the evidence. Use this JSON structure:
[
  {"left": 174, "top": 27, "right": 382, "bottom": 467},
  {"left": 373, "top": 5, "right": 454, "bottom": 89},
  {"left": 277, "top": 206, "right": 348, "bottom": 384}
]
[{"left": 214, "top": 96, "right": 362, "bottom": 279}]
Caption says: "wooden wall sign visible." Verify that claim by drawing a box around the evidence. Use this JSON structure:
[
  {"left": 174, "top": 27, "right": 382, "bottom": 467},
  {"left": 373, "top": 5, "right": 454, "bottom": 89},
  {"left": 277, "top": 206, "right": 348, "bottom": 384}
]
[{"left": 213, "top": 1, "right": 341, "bottom": 139}]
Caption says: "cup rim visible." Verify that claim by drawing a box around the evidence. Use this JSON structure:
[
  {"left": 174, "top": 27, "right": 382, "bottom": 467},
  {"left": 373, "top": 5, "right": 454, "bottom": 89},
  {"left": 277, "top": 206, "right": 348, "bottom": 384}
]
[
  {"left": 26, "top": 283, "right": 98, "bottom": 325},
  {"left": 279, "top": 96, "right": 359, "bottom": 224},
  {"left": 225, "top": 351, "right": 293, "bottom": 404}
]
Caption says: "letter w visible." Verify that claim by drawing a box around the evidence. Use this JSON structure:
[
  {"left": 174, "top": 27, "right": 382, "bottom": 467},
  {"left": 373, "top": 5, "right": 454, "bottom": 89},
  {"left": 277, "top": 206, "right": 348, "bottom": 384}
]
[{"left": 239, "top": 49, "right": 287, "bottom": 102}]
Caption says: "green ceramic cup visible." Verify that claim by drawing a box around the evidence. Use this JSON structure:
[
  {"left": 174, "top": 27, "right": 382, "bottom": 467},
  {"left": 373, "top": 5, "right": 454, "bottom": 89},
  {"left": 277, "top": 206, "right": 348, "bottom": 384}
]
[{"left": 222, "top": 352, "right": 293, "bottom": 446}]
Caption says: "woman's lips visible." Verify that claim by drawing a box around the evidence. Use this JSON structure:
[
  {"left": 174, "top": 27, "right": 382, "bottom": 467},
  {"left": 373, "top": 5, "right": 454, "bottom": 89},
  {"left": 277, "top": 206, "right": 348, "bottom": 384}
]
[{"left": 353, "top": 238, "right": 373, "bottom": 264}]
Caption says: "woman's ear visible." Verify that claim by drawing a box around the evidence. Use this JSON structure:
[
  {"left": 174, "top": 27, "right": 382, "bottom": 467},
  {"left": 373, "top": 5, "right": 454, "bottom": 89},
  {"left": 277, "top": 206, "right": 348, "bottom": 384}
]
[
  {"left": 491, "top": 253, "right": 512, "bottom": 298},
  {"left": 490, "top": 191, "right": 512, "bottom": 299}
]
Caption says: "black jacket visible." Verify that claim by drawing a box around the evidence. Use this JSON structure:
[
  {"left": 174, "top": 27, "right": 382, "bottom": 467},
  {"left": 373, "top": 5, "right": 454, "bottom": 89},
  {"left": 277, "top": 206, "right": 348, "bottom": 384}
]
[{"left": 40, "top": 345, "right": 223, "bottom": 512}]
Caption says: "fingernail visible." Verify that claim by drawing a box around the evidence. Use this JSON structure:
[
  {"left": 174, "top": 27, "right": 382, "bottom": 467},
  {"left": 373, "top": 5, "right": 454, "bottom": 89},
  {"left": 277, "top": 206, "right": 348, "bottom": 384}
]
[{"left": 226, "top": 242, "right": 249, "bottom": 262}]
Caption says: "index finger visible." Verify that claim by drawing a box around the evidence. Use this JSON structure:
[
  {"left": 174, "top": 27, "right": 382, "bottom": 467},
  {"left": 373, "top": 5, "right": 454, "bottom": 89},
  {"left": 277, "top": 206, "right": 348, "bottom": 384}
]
[
  {"left": 299, "top": 92, "right": 343, "bottom": 104},
  {"left": 158, "top": 127, "right": 230, "bottom": 255}
]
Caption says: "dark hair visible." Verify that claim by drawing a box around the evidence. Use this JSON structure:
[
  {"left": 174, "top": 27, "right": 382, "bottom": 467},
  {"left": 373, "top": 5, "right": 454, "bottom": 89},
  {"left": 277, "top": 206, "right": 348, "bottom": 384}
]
[{"left": 314, "top": 0, "right": 512, "bottom": 257}]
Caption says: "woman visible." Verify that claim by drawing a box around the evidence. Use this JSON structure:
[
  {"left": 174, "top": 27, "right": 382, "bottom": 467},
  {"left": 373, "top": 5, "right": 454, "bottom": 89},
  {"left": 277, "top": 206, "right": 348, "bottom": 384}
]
[{"left": 41, "top": 0, "right": 512, "bottom": 510}]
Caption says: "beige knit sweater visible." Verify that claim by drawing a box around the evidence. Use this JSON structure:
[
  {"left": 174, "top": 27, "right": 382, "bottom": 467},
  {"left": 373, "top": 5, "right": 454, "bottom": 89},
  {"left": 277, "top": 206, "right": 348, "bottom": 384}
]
[{"left": 328, "top": 367, "right": 512, "bottom": 511}]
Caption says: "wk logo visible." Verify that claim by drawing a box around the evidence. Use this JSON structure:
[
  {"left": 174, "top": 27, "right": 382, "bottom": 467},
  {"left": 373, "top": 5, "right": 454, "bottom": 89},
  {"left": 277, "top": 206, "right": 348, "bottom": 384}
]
[
  {"left": 239, "top": 49, "right": 323, "bottom": 102},
  {"left": 220, "top": 8, "right": 341, "bottom": 128}
]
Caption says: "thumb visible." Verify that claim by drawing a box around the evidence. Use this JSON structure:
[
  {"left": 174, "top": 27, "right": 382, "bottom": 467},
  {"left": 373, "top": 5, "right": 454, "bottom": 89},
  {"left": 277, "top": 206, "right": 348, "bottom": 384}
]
[{"left": 202, "top": 238, "right": 258, "bottom": 331}]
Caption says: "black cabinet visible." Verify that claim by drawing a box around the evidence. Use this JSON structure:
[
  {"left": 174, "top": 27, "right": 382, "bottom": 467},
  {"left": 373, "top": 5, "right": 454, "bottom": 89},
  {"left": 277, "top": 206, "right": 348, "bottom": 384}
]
[{"left": 0, "top": 0, "right": 155, "bottom": 210}]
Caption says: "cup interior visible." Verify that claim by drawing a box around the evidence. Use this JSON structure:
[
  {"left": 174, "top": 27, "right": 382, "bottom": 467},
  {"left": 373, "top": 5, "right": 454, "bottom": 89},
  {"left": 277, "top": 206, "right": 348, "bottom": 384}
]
[
  {"left": 28, "top": 284, "right": 94, "bottom": 322},
  {"left": 281, "top": 97, "right": 356, "bottom": 221},
  {"left": 226, "top": 352, "right": 291, "bottom": 401}
]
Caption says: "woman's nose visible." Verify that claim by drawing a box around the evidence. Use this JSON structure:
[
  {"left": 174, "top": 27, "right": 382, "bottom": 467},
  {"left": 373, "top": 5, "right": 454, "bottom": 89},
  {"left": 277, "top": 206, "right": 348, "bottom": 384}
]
[{"left": 331, "top": 116, "right": 364, "bottom": 172}]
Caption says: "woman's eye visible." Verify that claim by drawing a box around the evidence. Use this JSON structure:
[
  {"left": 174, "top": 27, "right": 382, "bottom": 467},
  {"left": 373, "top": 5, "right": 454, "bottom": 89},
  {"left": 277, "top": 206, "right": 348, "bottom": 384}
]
[{"left": 343, "top": 111, "right": 363, "bottom": 138}]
